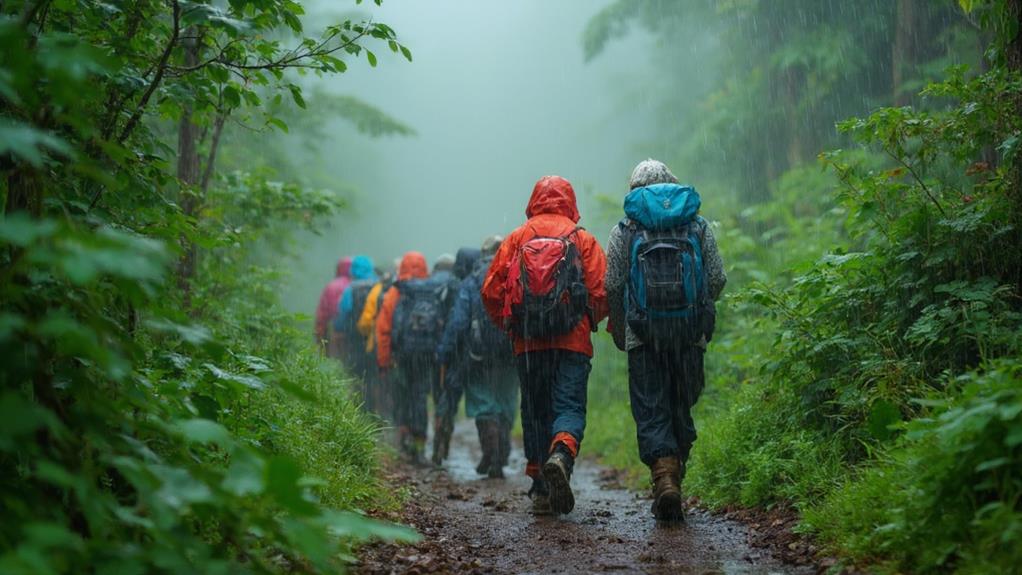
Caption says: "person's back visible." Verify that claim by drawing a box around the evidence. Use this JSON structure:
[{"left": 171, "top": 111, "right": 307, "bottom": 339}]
[
  {"left": 481, "top": 175, "right": 608, "bottom": 515},
  {"left": 335, "top": 255, "right": 377, "bottom": 404},
  {"left": 375, "top": 252, "right": 432, "bottom": 462},
  {"left": 604, "top": 159, "right": 726, "bottom": 522},
  {"left": 315, "top": 257, "right": 352, "bottom": 355},
  {"left": 430, "top": 247, "right": 481, "bottom": 466}
]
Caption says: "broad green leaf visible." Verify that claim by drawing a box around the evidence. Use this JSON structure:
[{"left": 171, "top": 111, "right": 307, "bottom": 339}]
[
  {"left": 0, "top": 213, "right": 58, "bottom": 246},
  {"left": 173, "top": 419, "right": 233, "bottom": 447}
]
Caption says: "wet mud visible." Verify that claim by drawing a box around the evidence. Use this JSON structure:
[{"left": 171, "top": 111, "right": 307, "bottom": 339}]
[{"left": 358, "top": 421, "right": 814, "bottom": 575}]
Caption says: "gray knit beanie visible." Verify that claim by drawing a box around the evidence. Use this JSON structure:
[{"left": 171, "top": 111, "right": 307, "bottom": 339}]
[
  {"left": 433, "top": 253, "right": 455, "bottom": 273},
  {"left": 629, "top": 159, "right": 678, "bottom": 189},
  {"left": 480, "top": 235, "right": 503, "bottom": 256}
]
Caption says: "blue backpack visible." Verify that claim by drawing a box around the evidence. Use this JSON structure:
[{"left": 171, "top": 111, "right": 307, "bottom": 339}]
[{"left": 622, "top": 183, "right": 714, "bottom": 346}]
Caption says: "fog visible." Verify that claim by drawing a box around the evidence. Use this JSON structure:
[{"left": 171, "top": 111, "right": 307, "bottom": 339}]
[{"left": 282, "top": 0, "right": 672, "bottom": 311}]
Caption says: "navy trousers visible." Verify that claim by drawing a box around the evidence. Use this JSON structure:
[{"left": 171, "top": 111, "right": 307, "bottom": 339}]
[
  {"left": 628, "top": 345, "right": 705, "bottom": 466},
  {"left": 515, "top": 350, "right": 591, "bottom": 466}
]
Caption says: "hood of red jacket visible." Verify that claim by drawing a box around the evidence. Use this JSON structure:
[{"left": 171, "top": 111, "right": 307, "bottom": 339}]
[
  {"left": 525, "top": 175, "right": 580, "bottom": 223},
  {"left": 397, "top": 251, "right": 428, "bottom": 281},
  {"left": 336, "top": 256, "right": 353, "bottom": 278}
]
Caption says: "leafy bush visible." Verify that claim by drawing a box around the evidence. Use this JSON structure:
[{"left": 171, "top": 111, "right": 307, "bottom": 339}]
[
  {"left": 806, "top": 360, "right": 1022, "bottom": 573},
  {"left": 0, "top": 1, "right": 417, "bottom": 573}
]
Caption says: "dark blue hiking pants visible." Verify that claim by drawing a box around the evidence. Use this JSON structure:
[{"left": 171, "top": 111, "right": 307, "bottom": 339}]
[
  {"left": 628, "top": 344, "right": 705, "bottom": 467},
  {"left": 516, "top": 350, "right": 591, "bottom": 468},
  {"left": 395, "top": 352, "right": 434, "bottom": 441}
]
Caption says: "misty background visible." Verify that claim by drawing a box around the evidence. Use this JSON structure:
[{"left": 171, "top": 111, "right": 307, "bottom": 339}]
[{"left": 279, "top": 0, "right": 677, "bottom": 312}]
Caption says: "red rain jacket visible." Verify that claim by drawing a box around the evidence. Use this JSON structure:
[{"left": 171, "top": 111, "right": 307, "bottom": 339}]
[
  {"left": 375, "top": 251, "right": 429, "bottom": 367},
  {"left": 315, "top": 257, "right": 353, "bottom": 341},
  {"left": 481, "top": 176, "right": 608, "bottom": 357}
]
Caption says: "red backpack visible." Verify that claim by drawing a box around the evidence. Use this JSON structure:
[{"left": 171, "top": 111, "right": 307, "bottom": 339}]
[{"left": 506, "top": 228, "right": 590, "bottom": 338}]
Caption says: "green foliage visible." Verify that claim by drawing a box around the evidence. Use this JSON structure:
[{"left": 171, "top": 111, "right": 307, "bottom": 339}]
[
  {"left": 806, "top": 360, "right": 1022, "bottom": 573},
  {"left": 1, "top": 1, "right": 417, "bottom": 573},
  {"left": 584, "top": 1, "right": 1022, "bottom": 571}
]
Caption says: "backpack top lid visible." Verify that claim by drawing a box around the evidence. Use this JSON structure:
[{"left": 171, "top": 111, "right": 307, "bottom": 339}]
[{"left": 624, "top": 183, "right": 700, "bottom": 231}]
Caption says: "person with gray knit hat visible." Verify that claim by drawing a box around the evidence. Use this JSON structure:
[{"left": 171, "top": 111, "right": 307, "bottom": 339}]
[
  {"left": 435, "top": 235, "right": 517, "bottom": 478},
  {"left": 605, "top": 159, "right": 727, "bottom": 522}
]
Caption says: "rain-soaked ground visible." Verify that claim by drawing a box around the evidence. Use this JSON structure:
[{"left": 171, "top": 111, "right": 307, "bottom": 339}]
[{"left": 357, "top": 421, "right": 816, "bottom": 575}]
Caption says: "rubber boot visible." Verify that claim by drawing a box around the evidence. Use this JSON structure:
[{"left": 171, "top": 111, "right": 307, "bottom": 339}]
[
  {"left": 474, "top": 419, "right": 494, "bottom": 475},
  {"left": 431, "top": 416, "right": 452, "bottom": 467},
  {"left": 408, "top": 436, "right": 426, "bottom": 467},
  {"left": 542, "top": 444, "right": 575, "bottom": 514},
  {"left": 485, "top": 420, "right": 504, "bottom": 479},
  {"left": 497, "top": 418, "right": 511, "bottom": 468},
  {"left": 650, "top": 456, "right": 684, "bottom": 522}
]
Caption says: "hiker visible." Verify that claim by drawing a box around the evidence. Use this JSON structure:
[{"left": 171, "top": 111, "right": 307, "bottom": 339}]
[
  {"left": 605, "top": 159, "right": 726, "bottom": 521},
  {"left": 437, "top": 240, "right": 516, "bottom": 477},
  {"left": 335, "top": 255, "right": 378, "bottom": 408},
  {"left": 433, "top": 253, "right": 455, "bottom": 276},
  {"left": 482, "top": 175, "right": 608, "bottom": 514},
  {"left": 376, "top": 251, "right": 446, "bottom": 463},
  {"left": 431, "top": 247, "right": 482, "bottom": 467},
  {"left": 314, "top": 256, "right": 352, "bottom": 356},
  {"left": 357, "top": 264, "right": 398, "bottom": 420}
]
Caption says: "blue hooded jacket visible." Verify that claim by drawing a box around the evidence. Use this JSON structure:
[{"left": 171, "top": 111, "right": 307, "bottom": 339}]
[
  {"left": 436, "top": 254, "right": 489, "bottom": 364},
  {"left": 335, "top": 255, "right": 377, "bottom": 331}
]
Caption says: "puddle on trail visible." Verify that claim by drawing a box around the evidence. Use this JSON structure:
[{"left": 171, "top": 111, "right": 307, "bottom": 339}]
[{"left": 364, "top": 420, "right": 810, "bottom": 575}]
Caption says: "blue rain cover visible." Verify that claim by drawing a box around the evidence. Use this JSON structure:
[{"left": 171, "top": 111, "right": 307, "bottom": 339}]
[{"left": 623, "top": 183, "right": 701, "bottom": 231}]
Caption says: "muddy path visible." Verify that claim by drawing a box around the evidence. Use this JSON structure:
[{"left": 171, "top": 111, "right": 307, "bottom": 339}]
[{"left": 358, "top": 421, "right": 813, "bottom": 575}]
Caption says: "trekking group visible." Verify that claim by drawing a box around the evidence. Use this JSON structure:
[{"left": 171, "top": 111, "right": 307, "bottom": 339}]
[{"left": 314, "top": 159, "right": 726, "bottom": 521}]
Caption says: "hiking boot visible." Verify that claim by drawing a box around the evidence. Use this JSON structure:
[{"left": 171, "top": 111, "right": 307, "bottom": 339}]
[
  {"left": 528, "top": 478, "right": 552, "bottom": 516},
  {"left": 542, "top": 445, "right": 575, "bottom": 515},
  {"left": 485, "top": 422, "right": 505, "bottom": 479},
  {"left": 650, "top": 456, "right": 684, "bottom": 522}
]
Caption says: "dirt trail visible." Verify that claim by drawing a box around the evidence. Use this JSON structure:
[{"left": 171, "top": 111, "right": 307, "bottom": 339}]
[{"left": 358, "top": 421, "right": 812, "bottom": 575}]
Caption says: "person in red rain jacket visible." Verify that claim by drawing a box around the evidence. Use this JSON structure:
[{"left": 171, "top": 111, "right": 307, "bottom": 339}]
[
  {"left": 481, "top": 175, "right": 608, "bottom": 515},
  {"left": 314, "top": 257, "right": 352, "bottom": 354},
  {"left": 375, "top": 251, "right": 431, "bottom": 460}
]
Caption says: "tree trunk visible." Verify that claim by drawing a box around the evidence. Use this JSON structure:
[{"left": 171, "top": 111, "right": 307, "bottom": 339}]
[
  {"left": 5, "top": 170, "right": 41, "bottom": 216},
  {"left": 893, "top": 0, "right": 916, "bottom": 106},
  {"left": 176, "top": 31, "right": 201, "bottom": 306}
]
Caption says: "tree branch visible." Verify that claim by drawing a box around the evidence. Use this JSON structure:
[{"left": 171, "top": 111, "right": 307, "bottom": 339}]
[
  {"left": 200, "top": 109, "right": 228, "bottom": 192},
  {"left": 166, "top": 24, "right": 370, "bottom": 76},
  {"left": 884, "top": 147, "right": 947, "bottom": 218},
  {"left": 116, "top": 0, "right": 180, "bottom": 144}
]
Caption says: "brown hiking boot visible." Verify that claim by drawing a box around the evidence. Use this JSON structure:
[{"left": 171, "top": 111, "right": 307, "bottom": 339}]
[{"left": 650, "top": 456, "right": 684, "bottom": 522}]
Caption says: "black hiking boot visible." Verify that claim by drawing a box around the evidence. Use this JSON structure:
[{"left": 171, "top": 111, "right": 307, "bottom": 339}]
[
  {"left": 542, "top": 445, "right": 575, "bottom": 515},
  {"left": 528, "top": 478, "right": 552, "bottom": 516},
  {"left": 650, "top": 456, "right": 685, "bottom": 522}
]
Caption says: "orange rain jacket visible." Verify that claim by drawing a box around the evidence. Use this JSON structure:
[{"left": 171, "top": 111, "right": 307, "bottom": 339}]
[
  {"left": 481, "top": 176, "right": 608, "bottom": 357},
  {"left": 375, "top": 251, "right": 429, "bottom": 367}
]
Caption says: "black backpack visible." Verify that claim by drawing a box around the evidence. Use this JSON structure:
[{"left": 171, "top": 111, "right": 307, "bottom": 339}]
[
  {"left": 508, "top": 229, "right": 590, "bottom": 339},
  {"left": 343, "top": 279, "right": 376, "bottom": 337},
  {"left": 392, "top": 277, "right": 448, "bottom": 355},
  {"left": 468, "top": 258, "right": 513, "bottom": 363}
]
